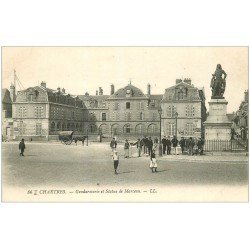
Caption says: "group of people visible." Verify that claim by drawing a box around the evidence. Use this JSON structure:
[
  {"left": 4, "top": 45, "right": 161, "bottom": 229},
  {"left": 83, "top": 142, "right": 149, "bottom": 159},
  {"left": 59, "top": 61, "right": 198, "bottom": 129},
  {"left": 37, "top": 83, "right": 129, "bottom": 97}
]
[
  {"left": 110, "top": 137, "right": 159, "bottom": 174},
  {"left": 161, "top": 136, "right": 204, "bottom": 156},
  {"left": 110, "top": 136, "right": 205, "bottom": 174}
]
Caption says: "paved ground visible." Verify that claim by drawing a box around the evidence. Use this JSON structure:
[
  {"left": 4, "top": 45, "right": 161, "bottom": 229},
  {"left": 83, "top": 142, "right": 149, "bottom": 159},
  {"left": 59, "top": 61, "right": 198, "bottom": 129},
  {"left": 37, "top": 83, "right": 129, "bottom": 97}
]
[{"left": 1, "top": 142, "right": 249, "bottom": 201}]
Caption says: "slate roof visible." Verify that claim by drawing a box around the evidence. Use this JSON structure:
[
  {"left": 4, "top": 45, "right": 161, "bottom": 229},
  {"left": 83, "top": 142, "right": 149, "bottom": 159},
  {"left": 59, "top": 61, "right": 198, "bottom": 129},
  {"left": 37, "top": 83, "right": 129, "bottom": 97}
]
[
  {"left": 108, "top": 84, "right": 147, "bottom": 99},
  {"left": 1, "top": 88, "right": 12, "bottom": 103}
]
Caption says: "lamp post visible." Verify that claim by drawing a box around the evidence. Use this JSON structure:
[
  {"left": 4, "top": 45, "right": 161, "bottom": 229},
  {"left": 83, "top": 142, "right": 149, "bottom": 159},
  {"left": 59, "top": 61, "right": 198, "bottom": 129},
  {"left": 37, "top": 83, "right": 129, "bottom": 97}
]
[
  {"left": 158, "top": 107, "right": 163, "bottom": 156},
  {"left": 175, "top": 111, "right": 178, "bottom": 137}
]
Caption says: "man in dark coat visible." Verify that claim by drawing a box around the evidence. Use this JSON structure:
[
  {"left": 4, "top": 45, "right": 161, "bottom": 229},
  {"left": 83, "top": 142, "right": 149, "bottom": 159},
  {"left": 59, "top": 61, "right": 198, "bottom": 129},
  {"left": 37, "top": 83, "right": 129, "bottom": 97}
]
[
  {"left": 147, "top": 137, "right": 153, "bottom": 156},
  {"left": 171, "top": 136, "right": 179, "bottom": 155},
  {"left": 110, "top": 138, "right": 117, "bottom": 152},
  {"left": 179, "top": 137, "right": 186, "bottom": 154},
  {"left": 187, "top": 137, "right": 195, "bottom": 156},
  {"left": 142, "top": 136, "right": 148, "bottom": 155},
  {"left": 162, "top": 136, "right": 167, "bottom": 155},
  {"left": 19, "top": 138, "right": 26, "bottom": 156},
  {"left": 133, "top": 138, "right": 143, "bottom": 157},
  {"left": 166, "top": 136, "right": 171, "bottom": 155},
  {"left": 197, "top": 138, "right": 204, "bottom": 155}
]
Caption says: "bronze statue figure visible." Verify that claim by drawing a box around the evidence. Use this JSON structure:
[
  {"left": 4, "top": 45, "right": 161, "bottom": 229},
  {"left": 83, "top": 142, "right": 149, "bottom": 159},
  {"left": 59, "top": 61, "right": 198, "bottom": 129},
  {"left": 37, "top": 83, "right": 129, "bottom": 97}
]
[{"left": 210, "top": 64, "right": 227, "bottom": 99}]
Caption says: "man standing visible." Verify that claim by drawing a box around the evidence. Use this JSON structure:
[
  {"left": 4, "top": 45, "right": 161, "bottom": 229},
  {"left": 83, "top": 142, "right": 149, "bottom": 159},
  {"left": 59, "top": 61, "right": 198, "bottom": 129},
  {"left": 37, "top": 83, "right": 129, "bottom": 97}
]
[
  {"left": 110, "top": 138, "right": 117, "bottom": 152},
  {"left": 19, "top": 138, "right": 26, "bottom": 156},
  {"left": 112, "top": 150, "right": 119, "bottom": 174},
  {"left": 124, "top": 139, "right": 130, "bottom": 158},
  {"left": 179, "top": 137, "right": 186, "bottom": 154},
  {"left": 147, "top": 137, "right": 153, "bottom": 156},
  {"left": 142, "top": 136, "right": 148, "bottom": 155},
  {"left": 187, "top": 137, "right": 195, "bottom": 156},
  {"left": 133, "top": 138, "right": 143, "bottom": 157},
  {"left": 171, "top": 135, "right": 179, "bottom": 155},
  {"left": 162, "top": 136, "right": 167, "bottom": 155},
  {"left": 197, "top": 138, "right": 204, "bottom": 155},
  {"left": 166, "top": 136, "right": 171, "bottom": 155}
]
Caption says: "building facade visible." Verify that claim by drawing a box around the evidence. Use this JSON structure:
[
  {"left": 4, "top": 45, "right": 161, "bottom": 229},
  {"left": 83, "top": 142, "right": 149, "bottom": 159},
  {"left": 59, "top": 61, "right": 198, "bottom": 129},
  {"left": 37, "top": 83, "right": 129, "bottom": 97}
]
[
  {"left": 78, "top": 83, "right": 162, "bottom": 139},
  {"left": 1, "top": 88, "right": 13, "bottom": 141},
  {"left": 161, "top": 79, "right": 207, "bottom": 139},
  {"left": 231, "top": 90, "right": 248, "bottom": 140},
  {"left": 6, "top": 78, "right": 206, "bottom": 141},
  {"left": 12, "top": 82, "right": 86, "bottom": 140}
]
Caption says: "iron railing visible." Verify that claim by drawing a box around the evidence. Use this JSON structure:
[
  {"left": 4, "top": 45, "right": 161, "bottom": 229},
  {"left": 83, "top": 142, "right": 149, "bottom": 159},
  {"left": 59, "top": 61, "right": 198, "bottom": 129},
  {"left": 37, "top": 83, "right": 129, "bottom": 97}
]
[{"left": 204, "top": 139, "right": 247, "bottom": 152}]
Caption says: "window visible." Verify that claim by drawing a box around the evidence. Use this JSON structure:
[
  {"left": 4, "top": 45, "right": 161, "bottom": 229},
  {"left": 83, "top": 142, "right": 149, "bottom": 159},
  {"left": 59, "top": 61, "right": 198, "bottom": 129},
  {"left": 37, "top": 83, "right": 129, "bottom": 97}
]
[
  {"left": 35, "top": 107, "right": 44, "bottom": 118},
  {"left": 139, "top": 112, "right": 144, "bottom": 120},
  {"left": 166, "top": 123, "right": 175, "bottom": 136},
  {"left": 177, "top": 90, "right": 184, "bottom": 100},
  {"left": 36, "top": 123, "right": 42, "bottom": 135},
  {"left": 89, "top": 124, "right": 97, "bottom": 133},
  {"left": 57, "top": 122, "right": 61, "bottom": 131},
  {"left": 126, "top": 102, "right": 130, "bottom": 109},
  {"left": 126, "top": 112, "right": 131, "bottom": 121},
  {"left": 28, "top": 94, "right": 33, "bottom": 102},
  {"left": 89, "top": 112, "right": 96, "bottom": 121},
  {"left": 185, "top": 105, "right": 195, "bottom": 117},
  {"left": 51, "top": 122, "right": 56, "bottom": 132},
  {"left": 101, "top": 113, "right": 106, "bottom": 121},
  {"left": 152, "top": 112, "right": 157, "bottom": 121},
  {"left": 135, "top": 124, "right": 143, "bottom": 134},
  {"left": 148, "top": 124, "right": 157, "bottom": 134},
  {"left": 150, "top": 100, "right": 156, "bottom": 108},
  {"left": 186, "top": 123, "right": 194, "bottom": 135},
  {"left": 19, "top": 107, "right": 27, "bottom": 118},
  {"left": 114, "top": 102, "right": 119, "bottom": 110},
  {"left": 124, "top": 124, "right": 131, "bottom": 133},
  {"left": 18, "top": 122, "right": 26, "bottom": 135},
  {"left": 166, "top": 106, "right": 176, "bottom": 118},
  {"left": 137, "top": 102, "right": 144, "bottom": 110}
]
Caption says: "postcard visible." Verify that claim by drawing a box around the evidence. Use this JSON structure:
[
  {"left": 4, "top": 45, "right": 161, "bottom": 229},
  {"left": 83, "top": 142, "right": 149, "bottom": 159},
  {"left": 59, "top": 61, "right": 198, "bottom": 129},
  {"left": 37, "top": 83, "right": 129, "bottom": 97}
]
[{"left": 1, "top": 47, "right": 248, "bottom": 202}]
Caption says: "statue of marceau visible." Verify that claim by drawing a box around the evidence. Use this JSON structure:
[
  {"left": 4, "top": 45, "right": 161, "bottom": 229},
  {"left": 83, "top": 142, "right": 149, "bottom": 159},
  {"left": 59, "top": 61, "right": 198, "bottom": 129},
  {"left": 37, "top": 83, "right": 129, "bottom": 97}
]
[{"left": 210, "top": 64, "right": 227, "bottom": 99}]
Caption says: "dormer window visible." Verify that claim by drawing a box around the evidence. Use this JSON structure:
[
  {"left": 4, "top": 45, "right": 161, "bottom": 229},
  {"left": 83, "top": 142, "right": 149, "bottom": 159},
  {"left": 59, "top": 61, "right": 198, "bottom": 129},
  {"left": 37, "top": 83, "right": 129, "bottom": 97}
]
[{"left": 28, "top": 94, "right": 33, "bottom": 101}]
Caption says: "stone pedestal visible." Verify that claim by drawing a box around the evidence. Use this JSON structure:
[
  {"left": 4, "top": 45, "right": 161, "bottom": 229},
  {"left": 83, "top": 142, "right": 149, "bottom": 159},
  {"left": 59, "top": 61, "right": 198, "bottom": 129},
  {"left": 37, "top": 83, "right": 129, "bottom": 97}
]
[{"left": 204, "top": 99, "right": 232, "bottom": 140}]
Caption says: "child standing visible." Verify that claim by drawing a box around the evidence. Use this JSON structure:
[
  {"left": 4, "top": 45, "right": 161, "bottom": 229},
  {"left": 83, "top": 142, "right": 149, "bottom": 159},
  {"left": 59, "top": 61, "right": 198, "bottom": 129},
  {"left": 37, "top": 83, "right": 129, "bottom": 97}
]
[
  {"left": 112, "top": 151, "right": 119, "bottom": 174},
  {"left": 149, "top": 149, "right": 157, "bottom": 173}
]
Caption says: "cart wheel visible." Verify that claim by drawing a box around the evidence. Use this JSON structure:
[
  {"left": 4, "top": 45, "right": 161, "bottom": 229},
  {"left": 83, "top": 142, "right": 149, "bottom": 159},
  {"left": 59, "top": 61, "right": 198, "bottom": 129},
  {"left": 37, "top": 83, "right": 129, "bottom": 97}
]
[{"left": 65, "top": 139, "right": 72, "bottom": 145}]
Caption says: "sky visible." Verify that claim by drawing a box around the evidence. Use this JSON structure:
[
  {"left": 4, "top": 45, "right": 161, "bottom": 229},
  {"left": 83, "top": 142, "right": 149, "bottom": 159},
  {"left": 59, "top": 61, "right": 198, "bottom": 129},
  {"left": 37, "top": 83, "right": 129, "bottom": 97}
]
[{"left": 2, "top": 47, "right": 248, "bottom": 112}]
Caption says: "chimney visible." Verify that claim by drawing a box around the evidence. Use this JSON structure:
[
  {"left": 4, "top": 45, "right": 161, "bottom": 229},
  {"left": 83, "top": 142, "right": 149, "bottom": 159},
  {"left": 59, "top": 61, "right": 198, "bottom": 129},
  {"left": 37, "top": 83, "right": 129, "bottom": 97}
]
[
  {"left": 96, "top": 90, "right": 98, "bottom": 95},
  {"left": 62, "top": 88, "right": 65, "bottom": 94},
  {"left": 40, "top": 81, "right": 46, "bottom": 88},
  {"left": 147, "top": 83, "right": 151, "bottom": 96},
  {"left": 244, "top": 90, "right": 248, "bottom": 102},
  {"left": 111, "top": 84, "right": 115, "bottom": 95},
  {"left": 57, "top": 87, "right": 61, "bottom": 92},
  {"left": 183, "top": 78, "right": 191, "bottom": 85},
  {"left": 99, "top": 87, "right": 103, "bottom": 95},
  {"left": 176, "top": 79, "right": 182, "bottom": 84},
  {"left": 10, "top": 83, "right": 16, "bottom": 102}
]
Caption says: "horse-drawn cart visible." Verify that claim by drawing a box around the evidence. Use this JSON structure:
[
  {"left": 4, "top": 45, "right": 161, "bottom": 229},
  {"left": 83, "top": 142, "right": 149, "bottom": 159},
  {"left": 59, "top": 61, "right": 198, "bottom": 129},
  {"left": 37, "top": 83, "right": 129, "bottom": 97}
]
[{"left": 59, "top": 131, "right": 74, "bottom": 145}]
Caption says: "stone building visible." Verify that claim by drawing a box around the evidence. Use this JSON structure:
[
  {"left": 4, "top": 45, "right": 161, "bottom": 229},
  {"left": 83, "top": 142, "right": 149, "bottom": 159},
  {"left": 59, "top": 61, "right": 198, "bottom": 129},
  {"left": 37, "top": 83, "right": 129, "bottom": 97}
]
[
  {"left": 78, "top": 83, "right": 162, "bottom": 139},
  {"left": 12, "top": 82, "right": 86, "bottom": 140},
  {"left": 161, "top": 78, "right": 206, "bottom": 139},
  {"left": 1, "top": 88, "right": 13, "bottom": 141},
  {"left": 6, "top": 78, "right": 207, "bottom": 141},
  {"left": 231, "top": 90, "right": 248, "bottom": 140}
]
